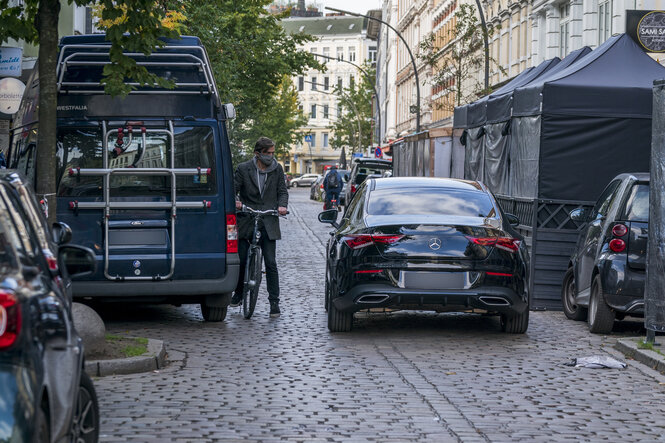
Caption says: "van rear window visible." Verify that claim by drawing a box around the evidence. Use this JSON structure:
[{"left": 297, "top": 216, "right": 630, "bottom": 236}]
[{"left": 56, "top": 125, "right": 217, "bottom": 197}]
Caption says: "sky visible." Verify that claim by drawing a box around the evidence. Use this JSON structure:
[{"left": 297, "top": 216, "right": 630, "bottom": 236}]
[{"left": 315, "top": 0, "right": 382, "bottom": 13}]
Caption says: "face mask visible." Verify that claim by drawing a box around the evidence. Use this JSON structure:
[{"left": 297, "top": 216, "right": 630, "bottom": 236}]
[{"left": 258, "top": 153, "right": 273, "bottom": 166}]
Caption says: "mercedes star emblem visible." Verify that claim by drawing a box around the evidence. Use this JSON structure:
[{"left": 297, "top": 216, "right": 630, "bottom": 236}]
[{"left": 428, "top": 238, "right": 442, "bottom": 250}]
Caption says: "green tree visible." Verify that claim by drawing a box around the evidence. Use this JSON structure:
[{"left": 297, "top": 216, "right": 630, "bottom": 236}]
[
  {"left": 330, "top": 62, "right": 375, "bottom": 154},
  {"left": 419, "top": 3, "right": 503, "bottom": 111},
  {"left": 174, "top": 0, "right": 322, "bottom": 161},
  {"left": 0, "top": 0, "right": 179, "bottom": 221}
]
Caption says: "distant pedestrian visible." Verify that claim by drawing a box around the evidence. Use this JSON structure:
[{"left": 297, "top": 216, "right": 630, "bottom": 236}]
[
  {"left": 323, "top": 165, "right": 343, "bottom": 210},
  {"left": 231, "top": 137, "right": 289, "bottom": 317}
]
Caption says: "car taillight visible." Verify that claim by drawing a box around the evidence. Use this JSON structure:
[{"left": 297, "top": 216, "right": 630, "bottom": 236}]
[
  {"left": 351, "top": 184, "right": 357, "bottom": 194},
  {"left": 609, "top": 238, "right": 626, "bottom": 253},
  {"left": 466, "top": 236, "right": 521, "bottom": 253},
  {"left": 43, "top": 250, "right": 58, "bottom": 272},
  {"left": 226, "top": 214, "right": 238, "bottom": 253},
  {"left": 343, "top": 234, "right": 404, "bottom": 250},
  {"left": 486, "top": 271, "right": 514, "bottom": 277},
  {"left": 0, "top": 292, "right": 21, "bottom": 350},
  {"left": 612, "top": 223, "right": 628, "bottom": 237}
]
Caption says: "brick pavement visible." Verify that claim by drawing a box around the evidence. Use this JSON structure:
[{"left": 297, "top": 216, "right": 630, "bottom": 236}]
[{"left": 94, "top": 188, "right": 665, "bottom": 442}]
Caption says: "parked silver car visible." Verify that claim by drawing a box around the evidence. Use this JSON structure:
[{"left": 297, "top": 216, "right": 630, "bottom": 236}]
[{"left": 290, "top": 173, "right": 320, "bottom": 188}]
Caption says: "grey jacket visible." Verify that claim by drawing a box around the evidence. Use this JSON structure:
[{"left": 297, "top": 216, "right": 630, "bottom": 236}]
[{"left": 234, "top": 157, "right": 289, "bottom": 240}]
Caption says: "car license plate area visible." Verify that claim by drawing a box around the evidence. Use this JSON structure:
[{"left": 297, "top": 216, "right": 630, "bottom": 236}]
[
  {"left": 398, "top": 271, "right": 467, "bottom": 290},
  {"left": 108, "top": 229, "right": 168, "bottom": 249}
]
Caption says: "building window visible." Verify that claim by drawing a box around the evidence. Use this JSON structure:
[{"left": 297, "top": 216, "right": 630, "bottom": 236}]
[
  {"left": 324, "top": 77, "right": 329, "bottom": 90},
  {"left": 298, "top": 76, "right": 304, "bottom": 91},
  {"left": 368, "top": 46, "right": 377, "bottom": 63},
  {"left": 336, "top": 46, "right": 344, "bottom": 61},
  {"left": 337, "top": 77, "right": 343, "bottom": 90},
  {"left": 323, "top": 104, "right": 329, "bottom": 119},
  {"left": 323, "top": 133, "right": 329, "bottom": 147},
  {"left": 350, "top": 75, "right": 355, "bottom": 88},
  {"left": 311, "top": 76, "right": 317, "bottom": 90},
  {"left": 598, "top": 0, "right": 613, "bottom": 44},
  {"left": 560, "top": 3, "right": 570, "bottom": 58},
  {"left": 298, "top": 104, "right": 303, "bottom": 113},
  {"left": 349, "top": 46, "right": 356, "bottom": 62},
  {"left": 338, "top": 103, "right": 343, "bottom": 117},
  {"left": 311, "top": 104, "right": 316, "bottom": 119},
  {"left": 323, "top": 47, "right": 330, "bottom": 58},
  {"left": 311, "top": 134, "right": 316, "bottom": 146},
  {"left": 310, "top": 47, "right": 317, "bottom": 58}
]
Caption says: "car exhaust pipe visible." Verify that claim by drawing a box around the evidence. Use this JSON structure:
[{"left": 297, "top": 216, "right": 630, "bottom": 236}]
[
  {"left": 479, "top": 296, "right": 510, "bottom": 306},
  {"left": 357, "top": 294, "right": 390, "bottom": 304}
]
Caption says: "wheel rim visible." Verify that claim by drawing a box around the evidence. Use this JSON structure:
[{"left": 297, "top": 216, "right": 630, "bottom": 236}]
[
  {"left": 564, "top": 274, "right": 576, "bottom": 312},
  {"left": 72, "top": 385, "right": 97, "bottom": 443}
]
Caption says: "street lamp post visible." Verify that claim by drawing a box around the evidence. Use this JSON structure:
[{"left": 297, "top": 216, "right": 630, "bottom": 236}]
[
  {"left": 326, "top": 6, "right": 421, "bottom": 134},
  {"left": 311, "top": 52, "right": 381, "bottom": 145}
]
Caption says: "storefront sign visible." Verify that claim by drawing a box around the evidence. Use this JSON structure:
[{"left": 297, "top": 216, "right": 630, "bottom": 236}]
[
  {"left": 627, "top": 10, "right": 665, "bottom": 52},
  {"left": 0, "top": 77, "right": 26, "bottom": 115},
  {"left": 0, "top": 47, "right": 22, "bottom": 77}
]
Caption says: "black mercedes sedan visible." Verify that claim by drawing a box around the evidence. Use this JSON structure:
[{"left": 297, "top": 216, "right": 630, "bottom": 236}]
[
  {"left": 318, "top": 177, "right": 530, "bottom": 333},
  {"left": 0, "top": 171, "right": 99, "bottom": 442},
  {"left": 562, "top": 173, "right": 649, "bottom": 334}
]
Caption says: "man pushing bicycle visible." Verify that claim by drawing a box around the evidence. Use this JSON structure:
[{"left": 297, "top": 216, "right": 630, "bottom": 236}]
[{"left": 231, "top": 137, "right": 289, "bottom": 317}]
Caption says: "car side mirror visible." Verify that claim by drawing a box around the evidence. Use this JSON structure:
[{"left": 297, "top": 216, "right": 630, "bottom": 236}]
[
  {"left": 505, "top": 213, "right": 519, "bottom": 226},
  {"left": 52, "top": 222, "right": 72, "bottom": 245},
  {"left": 58, "top": 244, "right": 96, "bottom": 278},
  {"left": 318, "top": 209, "right": 339, "bottom": 228},
  {"left": 569, "top": 208, "right": 587, "bottom": 222},
  {"left": 344, "top": 173, "right": 349, "bottom": 182}
]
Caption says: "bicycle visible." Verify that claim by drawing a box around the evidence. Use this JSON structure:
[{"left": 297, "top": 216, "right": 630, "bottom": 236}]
[{"left": 238, "top": 205, "right": 286, "bottom": 319}]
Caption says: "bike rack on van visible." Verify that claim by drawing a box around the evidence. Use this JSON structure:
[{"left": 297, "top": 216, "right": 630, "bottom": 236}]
[{"left": 67, "top": 121, "right": 212, "bottom": 282}]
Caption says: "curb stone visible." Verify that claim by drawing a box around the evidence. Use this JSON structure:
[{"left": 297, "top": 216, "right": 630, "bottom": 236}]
[
  {"left": 615, "top": 337, "right": 665, "bottom": 373},
  {"left": 85, "top": 338, "right": 166, "bottom": 377}
]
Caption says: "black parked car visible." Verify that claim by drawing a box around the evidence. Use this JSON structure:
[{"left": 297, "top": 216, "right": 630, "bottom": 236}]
[
  {"left": 561, "top": 173, "right": 649, "bottom": 334},
  {"left": 0, "top": 171, "right": 99, "bottom": 442},
  {"left": 319, "top": 177, "right": 530, "bottom": 333},
  {"left": 343, "top": 158, "right": 392, "bottom": 206}
]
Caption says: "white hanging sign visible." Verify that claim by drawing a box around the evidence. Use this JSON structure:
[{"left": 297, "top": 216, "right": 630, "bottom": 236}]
[
  {"left": 0, "top": 47, "right": 22, "bottom": 77},
  {"left": 0, "top": 77, "right": 26, "bottom": 115}
]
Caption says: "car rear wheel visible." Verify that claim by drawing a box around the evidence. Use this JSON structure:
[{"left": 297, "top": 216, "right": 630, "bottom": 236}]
[
  {"left": 561, "top": 267, "right": 587, "bottom": 321},
  {"left": 71, "top": 371, "right": 100, "bottom": 443},
  {"left": 200, "top": 304, "right": 228, "bottom": 322},
  {"left": 588, "top": 275, "right": 615, "bottom": 334},
  {"left": 500, "top": 308, "right": 529, "bottom": 334}
]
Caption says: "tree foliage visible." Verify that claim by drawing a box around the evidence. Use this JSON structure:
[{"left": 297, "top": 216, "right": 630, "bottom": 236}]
[
  {"left": 419, "top": 3, "right": 503, "bottom": 110},
  {"left": 330, "top": 62, "right": 375, "bottom": 154},
  {"left": 172, "top": 0, "right": 323, "bottom": 160}
]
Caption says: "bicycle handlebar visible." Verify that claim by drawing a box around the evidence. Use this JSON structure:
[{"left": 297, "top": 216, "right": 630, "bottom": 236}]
[{"left": 240, "top": 205, "right": 288, "bottom": 217}]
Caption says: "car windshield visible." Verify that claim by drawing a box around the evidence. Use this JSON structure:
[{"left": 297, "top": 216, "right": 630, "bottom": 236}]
[
  {"left": 56, "top": 125, "right": 217, "bottom": 197},
  {"left": 367, "top": 188, "right": 496, "bottom": 217}
]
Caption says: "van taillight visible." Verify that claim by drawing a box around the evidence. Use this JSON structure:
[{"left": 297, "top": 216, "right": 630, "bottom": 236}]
[
  {"left": 0, "top": 292, "right": 21, "bottom": 350},
  {"left": 612, "top": 224, "right": 628, "bottom": 237},
  {"left": 609, "top": 238, "right": 626, "bottom": 253},
  {"left": 226, "top": 214, "right": 238, "bottom": 253}
]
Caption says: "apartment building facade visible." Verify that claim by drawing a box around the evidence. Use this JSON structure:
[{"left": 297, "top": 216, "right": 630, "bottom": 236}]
[{"left": 281, "top": 15, "right": 377, "bottom": 174}]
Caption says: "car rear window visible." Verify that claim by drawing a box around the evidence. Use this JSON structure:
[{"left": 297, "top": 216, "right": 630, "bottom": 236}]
[
  {"left": 367, "top": 188, "right": 496, "bottom": 217},
  {"left": 624, "top": 183, "right": 649, "bottom": 221}
]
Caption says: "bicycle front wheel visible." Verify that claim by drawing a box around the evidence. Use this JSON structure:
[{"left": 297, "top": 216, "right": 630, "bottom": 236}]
[{"left": 242, "top": 247, "right": 263, "bottom": 319}]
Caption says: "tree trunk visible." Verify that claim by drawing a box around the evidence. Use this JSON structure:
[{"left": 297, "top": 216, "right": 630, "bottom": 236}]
[{"left": 36, "top": 0, "right": 60, "bottom": 225}]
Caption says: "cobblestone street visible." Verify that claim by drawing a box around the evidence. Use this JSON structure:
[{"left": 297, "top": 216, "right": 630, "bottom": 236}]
[{"left": 95, "top": 188, "right": 665, "bottom": 442}]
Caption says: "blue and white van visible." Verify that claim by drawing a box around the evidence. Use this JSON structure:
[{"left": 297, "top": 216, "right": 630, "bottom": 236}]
[{"left": 9, "top": 35, "right": 239, "bottom": 321}]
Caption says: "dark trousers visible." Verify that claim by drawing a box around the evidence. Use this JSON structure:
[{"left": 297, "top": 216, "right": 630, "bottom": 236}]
[
  {"left": 235, "top": 228, "right": 279, "bottom": 303},
  {"left": 325, "top": 190, "right": 340, "bottom": 209}
]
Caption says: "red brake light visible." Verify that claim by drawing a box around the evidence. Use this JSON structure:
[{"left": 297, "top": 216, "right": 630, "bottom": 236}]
[
  {"left": 612, "top": 224, "right": 628, "bottom": 237},
  {"left": 44, "top": 251, "right": 58, "bottom": 272},
  {"left": 0, "top": 292, "right": 21, "bottom": 350},
  {"left": 486, "top": 272, "right": 514, "bottom": 277},
  {"left": 466, "top": 236, "right": 520, "bottom": 253},
  {"left": 226, "top": 214, "right": 238, "bottom": 253},
  {"left": 351, "top": 184, "right": 357, "bottom": 193},
  {"left": 609, "top": 238, "right": 626, "bottom": 253},
  {"left": 355, "top": 269, "right": 383, "bottom": 274},
  {"left": 343, "top": 234, "right": 403, "bottom": 250}
]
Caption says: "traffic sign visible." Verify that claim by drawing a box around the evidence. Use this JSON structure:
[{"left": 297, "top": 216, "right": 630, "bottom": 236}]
[
  {"left": 375, "top": 147, "right": 382, "bottom": 158},
  {"left": 304, "top": 134, "right": 313, "bottom": 143}
]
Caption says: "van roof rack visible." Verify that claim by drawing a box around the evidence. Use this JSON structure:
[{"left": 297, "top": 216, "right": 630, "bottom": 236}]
[{"left": 56, "top": 35, "right": 221, "bottom": 108}]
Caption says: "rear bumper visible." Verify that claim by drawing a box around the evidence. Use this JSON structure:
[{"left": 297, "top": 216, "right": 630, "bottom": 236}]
[
  {"left": 332, "top": 283, "right": 528, "bottom": 315},
  {"left": 598, "top": 259, "right": 645, "bottom": 314},
  {"left": 72, "top": 254, "right": 239, "bottom": 301}
]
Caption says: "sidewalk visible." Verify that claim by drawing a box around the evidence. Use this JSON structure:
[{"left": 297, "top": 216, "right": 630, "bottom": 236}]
[{"left": 615, "top": 337, "right": 665, "bottom": 374}]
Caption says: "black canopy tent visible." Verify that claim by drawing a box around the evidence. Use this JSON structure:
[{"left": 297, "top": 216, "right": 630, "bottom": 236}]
[{"left": 510, "top": 33, "right": 665, "bottom": 201}]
